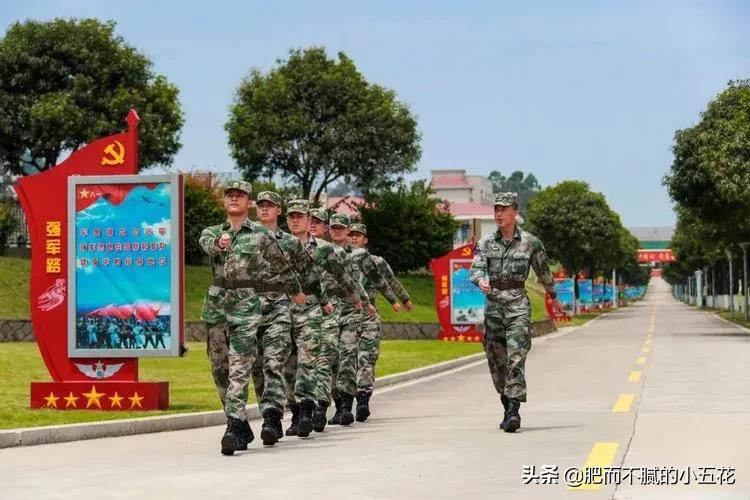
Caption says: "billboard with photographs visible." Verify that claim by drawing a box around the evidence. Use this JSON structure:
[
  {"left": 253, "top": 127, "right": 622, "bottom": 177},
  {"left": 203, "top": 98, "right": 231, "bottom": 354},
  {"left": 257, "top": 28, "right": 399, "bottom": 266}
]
[{"left": 68, "top": 175, "right": 182, "bottom": 358}]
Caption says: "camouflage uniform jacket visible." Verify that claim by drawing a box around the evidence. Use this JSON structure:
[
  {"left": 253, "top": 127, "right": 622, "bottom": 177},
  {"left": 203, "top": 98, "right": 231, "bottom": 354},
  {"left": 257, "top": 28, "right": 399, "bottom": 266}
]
[
  {"left": 470, "top": 225, "right": 556, "bottom": 318},
  {"left": 270, "top": 229, "right": 325, "bottom": 301},
  {"left": 304, "top": 235, "right": 360, "bottom": 305},
  {"left": 345, "top": 246, "right": 399, "bottom": 305},
  {"left": 198, "top": 218, "right": 301, "bottom": 323},
  {"left": 363, "top": 254, "right": 410, "bottom": 305},
  {"left": 324, "top": 244, "right": 371, "bottom": 307}
]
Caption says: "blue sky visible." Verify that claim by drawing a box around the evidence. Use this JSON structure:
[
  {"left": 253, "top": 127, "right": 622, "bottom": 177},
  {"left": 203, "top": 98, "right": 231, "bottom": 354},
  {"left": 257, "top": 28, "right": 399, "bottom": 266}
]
[{"left": 3, "top": 1, "right": 749, "bottom": 226}]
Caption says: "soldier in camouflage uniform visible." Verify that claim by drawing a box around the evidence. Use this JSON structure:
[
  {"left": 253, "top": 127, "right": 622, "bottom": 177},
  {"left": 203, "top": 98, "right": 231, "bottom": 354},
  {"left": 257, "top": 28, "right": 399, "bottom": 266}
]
[
  {"left": 250, "top": 191, "right": 321, "bottom": 439},
  {"left": 286, "top": 200, "right": 363, "bottom": 433},
  {"left": 469, "top": 192, "right": 558, "bottom": 433},
  {"left": 199, "top": 180, "right": 305, "bottom": 455},
  {"left": 310, "top": 208, "right": 371, "bottom": 431},
  {"left": 348, "top": 222, "right": 413, "bottom": 422},
  {"left": 328, "top": 213, "right": 401, "bottom": 426}
]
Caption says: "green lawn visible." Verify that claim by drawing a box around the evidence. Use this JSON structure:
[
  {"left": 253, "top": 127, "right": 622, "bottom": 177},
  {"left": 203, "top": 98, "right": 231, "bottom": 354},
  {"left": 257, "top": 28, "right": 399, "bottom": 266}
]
[
  {"left": 0, "top": 340, "right": 481, "bottom": 429},
  {"left": 0, "top": 256, "right": 30, "bottom": 318}
]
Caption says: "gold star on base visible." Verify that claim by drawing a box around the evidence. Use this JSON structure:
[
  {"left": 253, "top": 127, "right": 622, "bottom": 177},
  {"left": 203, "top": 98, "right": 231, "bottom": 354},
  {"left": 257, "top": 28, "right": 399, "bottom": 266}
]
[
  {"left": 79, "top": 188, "right": 90, "bottom": 199},
  {"left": 64, "top": 392, "right": 79, "bottom": 408},
  {"left": 128, "top": 392, "right": 144, "bottom": 409},
  {"left": 43, "top": 392, "right": 59, "bottom": 408},
  {"left": 108, "top": 392, "right": 124, "bottom": 409},
  {"left": 457, "top": 334, "right": 466, "bottom": 342},
  {"left": 82, "top": 385, "right": 106, "bottom": 409}
]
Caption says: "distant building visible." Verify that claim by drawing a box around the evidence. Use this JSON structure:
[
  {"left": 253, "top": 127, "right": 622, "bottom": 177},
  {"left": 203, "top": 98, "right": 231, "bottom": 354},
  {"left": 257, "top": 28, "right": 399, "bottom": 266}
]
[
  {"left": 325, "top": 195, "right": 364, "bottom": 217},
  {"left": 629, "top": 226, "right": 675, "bottom": 266},
  {"left": 430, "top": 169, "right": 496, "bottom": 247}
]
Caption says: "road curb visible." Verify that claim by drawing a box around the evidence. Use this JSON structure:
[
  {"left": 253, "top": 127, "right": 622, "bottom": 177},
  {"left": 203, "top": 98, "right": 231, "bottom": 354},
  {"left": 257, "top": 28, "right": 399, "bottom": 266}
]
[
  {"left": 712, "top": 312, "right": 750, "bottom": 333},
  {"left": 0, "top": 352, "right": 486, "bottom": 449}
]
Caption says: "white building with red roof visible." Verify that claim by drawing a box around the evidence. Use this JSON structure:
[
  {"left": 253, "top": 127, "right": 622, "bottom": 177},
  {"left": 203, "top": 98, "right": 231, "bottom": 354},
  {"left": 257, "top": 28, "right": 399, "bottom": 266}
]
[{"left": 430, "top": 169, "right": 496, "bottom": 247}]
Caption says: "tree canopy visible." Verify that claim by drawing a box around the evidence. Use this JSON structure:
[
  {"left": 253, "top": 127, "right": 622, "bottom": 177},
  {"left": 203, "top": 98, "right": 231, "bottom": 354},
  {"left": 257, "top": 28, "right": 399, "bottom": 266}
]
[
  {"left": 226, "top": 47, "right": 421, "bottom": 203},
  {"left": 662, "top": 81, "right": 750, "bottom": 284},
  {"left": 358, "top": 181, "right": 458, "bottom": 273},
  {"left": 488, "top": 170, "right": 541, "bottom": 215},
  {"left": 0, "top": 18, "right": 184, "bottom": 174},
  {"left": 525, "top": 180, "right": 637, "bottom": 278}
]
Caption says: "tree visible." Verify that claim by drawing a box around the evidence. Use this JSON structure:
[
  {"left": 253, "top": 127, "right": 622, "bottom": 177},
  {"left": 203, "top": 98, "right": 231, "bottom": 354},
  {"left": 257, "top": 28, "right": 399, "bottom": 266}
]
[
  {"left": 663, "top": 82, "right": 750, "bottom": 241},
  {"left": 488, "top": 170, "right": 541, "bottom": 215},
  {"left": 184, "top": 182, "right": 224, "bottom": 265},
  {"left": 0, "top": 200, "right": 18, "bottom": 254},
  {"left": 358, "top": 181, "right": 459, "bottom": 273},
  {"left": 525, "top": 181, "right": 626, "bottom": 276},
  {"left": 326, "top": 180, "right": 361, "bottom": 197},
  {"left": 226, "top": 47, "right": 421, "bottom": 203},
  {"left": 0, "top": 18, "right": 184, "bottom": 174}
]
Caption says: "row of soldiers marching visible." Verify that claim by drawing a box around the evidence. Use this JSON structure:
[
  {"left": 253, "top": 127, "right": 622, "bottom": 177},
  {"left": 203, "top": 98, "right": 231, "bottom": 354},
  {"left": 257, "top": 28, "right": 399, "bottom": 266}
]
[{"left": 199, "top": 180, "right": 412, "bottom": 455}]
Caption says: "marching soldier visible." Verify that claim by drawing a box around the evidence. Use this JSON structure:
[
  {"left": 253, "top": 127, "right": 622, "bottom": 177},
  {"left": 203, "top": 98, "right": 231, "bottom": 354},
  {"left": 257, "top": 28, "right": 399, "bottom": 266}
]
[
  {"left": 327, "top": 213, "right": 400, "bottom": 426},
  {"left": 285, "top": 200, "right": 362, "bottom": 434},
  {"left": 200, "top": 180, "right": 304, "bottom": 455},
  {"left": 469, "top": 192, "right": 558, "bottom": 433},
  {"left": 308, "top": 209, "right": 372, "bottom": 427},
  {"left": 250, "top": 191, "right": 324, "bottom": 439},
  {"left": 347, "top": 222, "right": 413, "bottom": 421}
]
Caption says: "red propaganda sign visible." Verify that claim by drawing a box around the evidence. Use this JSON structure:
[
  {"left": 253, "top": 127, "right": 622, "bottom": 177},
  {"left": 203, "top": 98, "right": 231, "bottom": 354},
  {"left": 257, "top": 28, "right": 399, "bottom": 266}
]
[
  {"left": 544, "top": 292, "right": 571, "bottom": 322},
  {"left": 429, "top": 244, "right": 483, "bottom": 342},
  {"left": 13, "top": 110, "right": 179, "bottom": 410},
  {"left": 637, "top": 249, "right": 675, "bottom": 263}
]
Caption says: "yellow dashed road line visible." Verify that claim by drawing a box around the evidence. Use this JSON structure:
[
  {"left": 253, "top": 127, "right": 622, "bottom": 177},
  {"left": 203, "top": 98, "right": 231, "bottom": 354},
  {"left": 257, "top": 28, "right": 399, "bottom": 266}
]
[
  {"left": 569, "top": 442, "right": 620, "bottom": 491},
  {"left": 612, "top": 393, "right": 634, "bottom": 413}
]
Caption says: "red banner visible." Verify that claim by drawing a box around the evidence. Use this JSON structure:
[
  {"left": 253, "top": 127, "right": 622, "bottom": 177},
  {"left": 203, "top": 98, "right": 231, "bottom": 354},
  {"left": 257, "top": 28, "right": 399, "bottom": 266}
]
[
  {"left": 14, "top": 110, "right": 169, "bottom": 410},
  {"left": 637, "top": 249, "right": 675, "bottom": 263}
]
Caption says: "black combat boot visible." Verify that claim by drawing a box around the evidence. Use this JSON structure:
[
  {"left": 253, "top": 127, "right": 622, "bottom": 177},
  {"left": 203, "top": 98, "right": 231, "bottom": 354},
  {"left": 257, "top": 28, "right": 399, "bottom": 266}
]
[
  {"left": 313, "top": 401, "right": 329, "bottom": 432},
  {"left": 220, "top": 416, "right": 245, "bottom": 456},
  {"left": 261, "top": 409, "right": 282, "bottom": 445},
  {"left": 297, "top": 399, "right": 315, "bottom": 437},
  {"left": 355, "top": 391, "right": 371, "bottom": 422},
  {"left": 340, "top": 393, "right": 355, "bottom": 426},
  {"left": 285, "top": 403, "right": 300, "bottom": 436},
  {"left": 499, "top": 395, "right": 510, "bottom": 430},
  {"left": 504, "top": 398, "right": 521, "bottom": 433},
  {"left": 237, "top": 419, "right": 254, "bottom": 450},
  {"left": 328, "top": 398, "right": 343, "bottom": 425}
]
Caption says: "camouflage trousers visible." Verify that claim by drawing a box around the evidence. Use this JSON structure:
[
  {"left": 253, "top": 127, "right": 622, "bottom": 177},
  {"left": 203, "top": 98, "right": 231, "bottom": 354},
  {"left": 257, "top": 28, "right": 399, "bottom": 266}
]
[
  {"left": 281, "top": 301, "right": 322, "bottom": 405},
  {"left": 356, "top": 311, "right": 381, "bottom": 396},
  {"left": 331, "top": 304, "right": 363, "bottom": 399},
  {"left": 246, "top": 295, "right": 292, "bottom": 415},
  {"left": 314, "top": 304, "right": 341, "bottom": 405},
  {"left": 203, "top": 287, "right": 262, "bottom": 420},
  {"left": 483, "top": 302, "right": 532, "bottom": 402}
]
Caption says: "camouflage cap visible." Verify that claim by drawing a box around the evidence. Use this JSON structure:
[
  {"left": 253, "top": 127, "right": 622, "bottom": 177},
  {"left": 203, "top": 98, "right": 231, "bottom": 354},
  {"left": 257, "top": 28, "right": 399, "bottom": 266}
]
[
  {"left": 494, "top": 192, "right": 518, "bottom": 207},
  {"left": 349, "top": 222, "right": 367, "bottom": 235},
  {"left": 223, "top": 180, "right": 252, "bottom": 197},
  {"left": 286, "top": 199, "right": 310, "bottom": 215},
  {"left": 256, "top": 191, "right": 281, "bottom": 206},
  {"left": 329, "top": 213, "right": 351, "bottom": 228},
  {"left": 309, "top": 207, "right": 329, "bottom": 222}
]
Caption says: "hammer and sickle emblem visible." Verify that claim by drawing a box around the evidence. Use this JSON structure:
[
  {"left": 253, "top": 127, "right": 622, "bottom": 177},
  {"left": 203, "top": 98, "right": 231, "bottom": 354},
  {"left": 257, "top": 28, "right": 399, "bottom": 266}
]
[{"left": 101, "top": 140, "right": 125, "bottom": 166}]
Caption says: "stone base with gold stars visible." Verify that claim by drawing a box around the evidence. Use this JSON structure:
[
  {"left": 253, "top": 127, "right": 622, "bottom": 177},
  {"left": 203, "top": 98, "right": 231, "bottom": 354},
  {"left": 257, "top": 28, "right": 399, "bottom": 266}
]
[{"left": 30, "top": 382, "right": 168, "bottom": 410}]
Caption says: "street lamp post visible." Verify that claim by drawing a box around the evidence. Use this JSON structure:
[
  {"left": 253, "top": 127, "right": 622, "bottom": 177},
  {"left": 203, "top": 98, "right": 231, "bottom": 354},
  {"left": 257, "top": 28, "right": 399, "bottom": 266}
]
[
  {"left": 740, "top": 242, "right": 750, "bottom": 321},
  {"left": 711, "top": 264, "right": 716, "bottom": 309},
  {"left": 726, "top": 248, "right": 734, "bottom": 317},
  {"left": 695, "top": 269, "right": 703, "bottom": 308}
]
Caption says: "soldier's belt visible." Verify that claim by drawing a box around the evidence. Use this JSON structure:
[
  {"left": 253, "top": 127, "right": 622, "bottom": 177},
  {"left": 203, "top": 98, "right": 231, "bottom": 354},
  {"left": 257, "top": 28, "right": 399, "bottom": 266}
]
[
  {"left": 490, "top": 281, "right": 526, "bottom": 290},
  {"left": 212, "top": 278, "right": 284, "bottom": 292}
]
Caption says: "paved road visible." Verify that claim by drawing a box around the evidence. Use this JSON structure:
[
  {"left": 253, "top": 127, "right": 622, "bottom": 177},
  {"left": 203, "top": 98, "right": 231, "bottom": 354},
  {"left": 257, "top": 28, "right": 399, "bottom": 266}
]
[{"left": 2, "top": 278, "right": 749, "bottom": 499}]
